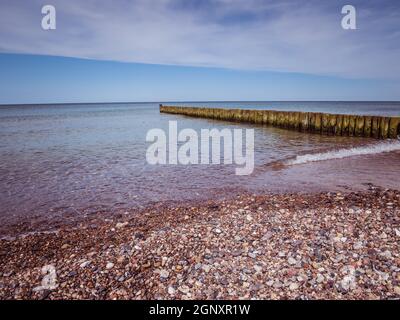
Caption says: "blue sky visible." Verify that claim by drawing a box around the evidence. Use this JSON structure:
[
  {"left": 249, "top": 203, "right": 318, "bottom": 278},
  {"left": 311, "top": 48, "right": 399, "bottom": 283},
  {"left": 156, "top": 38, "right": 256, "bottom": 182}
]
[{"left": 0, "top": 0, "right": 399, "bottom": 104}]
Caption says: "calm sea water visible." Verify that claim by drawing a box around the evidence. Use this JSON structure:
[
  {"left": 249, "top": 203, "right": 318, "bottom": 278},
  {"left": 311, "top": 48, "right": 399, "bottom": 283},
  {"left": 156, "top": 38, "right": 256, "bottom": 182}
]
[{"left": 0, "top": 101, "right": 399, "bottom": 230}]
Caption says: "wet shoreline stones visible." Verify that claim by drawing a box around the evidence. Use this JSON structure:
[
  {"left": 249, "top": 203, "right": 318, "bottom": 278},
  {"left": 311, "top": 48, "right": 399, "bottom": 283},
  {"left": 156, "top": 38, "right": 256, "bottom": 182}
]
[{"left": 0, "top": 188, "right": 399, "bottom": 300}]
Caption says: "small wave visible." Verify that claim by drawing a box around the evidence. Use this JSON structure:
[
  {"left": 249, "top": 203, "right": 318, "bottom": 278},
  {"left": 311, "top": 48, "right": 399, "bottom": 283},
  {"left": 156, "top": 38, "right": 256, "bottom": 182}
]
[{"left": 287, "top": 140, "right": 400, "bottom": 165}]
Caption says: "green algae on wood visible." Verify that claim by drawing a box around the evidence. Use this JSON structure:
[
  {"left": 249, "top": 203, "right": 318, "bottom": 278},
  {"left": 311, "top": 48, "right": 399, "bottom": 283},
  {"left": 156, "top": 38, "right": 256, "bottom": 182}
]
[
  {"left": 160, "top": 105, "right": 399, "bottom": 139},
  {"left": 355, "top": 116, "right": 365, "bottom": 137},
  {"left": 388, "top": 117, "right": 400, "bottom": 139},
  {"left": 380, "top": 117, "right": 390, "bottom": 139}
]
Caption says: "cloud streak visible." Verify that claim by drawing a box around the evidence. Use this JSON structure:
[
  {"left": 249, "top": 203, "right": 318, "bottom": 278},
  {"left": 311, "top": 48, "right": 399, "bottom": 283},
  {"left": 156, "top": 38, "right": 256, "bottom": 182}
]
[{"left": 0, "top": 0, "right": 399, "bottom": 79}]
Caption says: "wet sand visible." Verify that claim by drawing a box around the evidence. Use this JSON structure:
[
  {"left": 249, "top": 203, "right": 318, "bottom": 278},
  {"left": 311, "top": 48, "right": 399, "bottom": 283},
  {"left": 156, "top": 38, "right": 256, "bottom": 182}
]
[{"left": 1, "top": 186, "right": 399, "bottom": 300}]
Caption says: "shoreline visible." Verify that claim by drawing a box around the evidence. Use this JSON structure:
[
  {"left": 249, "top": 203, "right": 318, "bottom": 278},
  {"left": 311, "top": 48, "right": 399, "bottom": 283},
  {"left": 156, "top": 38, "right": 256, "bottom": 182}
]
[{"left": 1, "top": 188, "right": 399, "bottom": 300}]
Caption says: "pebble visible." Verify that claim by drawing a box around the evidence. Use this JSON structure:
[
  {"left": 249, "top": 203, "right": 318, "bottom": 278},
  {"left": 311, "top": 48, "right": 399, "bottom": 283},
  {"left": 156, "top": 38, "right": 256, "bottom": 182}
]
[
  {"left": 254, "top": 265, "right": 263, "bottom": 273},
  {"left": 202, "top": 265, "right": 211, "bottom": 273},
  {"left": 167, "top": 286, "right": 175, "bottom": 295},
  {"left": 178, "top": 285, "right": 190, "bottom": 294},
  {"left": 248, "top": 252, "right": 257, "bottom": 259},
  {"left": 380, "top": 250, "right": 392, "bottom": 259},
  {"left": 232, "top": 250, "right": 242, "bottom": 257},
  {"left": 116, "top": 222, "right": 128, "bottom": 229},
  {"left": 340, "top": 275, "right": 356, "bottom": 291},
  {"left": 1, "top": 189, "right": 399, "bottom": 300},
  {"left": 159, "top": 269, "right": 169, "bottom": 279},
  {"left": 353, "top": 241, "right": 363, "bottom": 250},
  {"left": 316, "top": 274, "right": 325, "bottom": 283},
  {"left": 79, "top": 260, "right": 91, "bottom": 268},
  {"left": 117, "top": 256, "right": 127, "bottom": 264},
  {"left": 289, "top": 283, "right": 299, "bottom": 291}
]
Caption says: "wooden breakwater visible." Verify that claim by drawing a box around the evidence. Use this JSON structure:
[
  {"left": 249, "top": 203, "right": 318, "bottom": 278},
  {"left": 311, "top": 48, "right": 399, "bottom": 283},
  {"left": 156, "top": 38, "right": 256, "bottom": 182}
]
[{"left": 159, "top": 105, "right": 400, "bottom": 139}]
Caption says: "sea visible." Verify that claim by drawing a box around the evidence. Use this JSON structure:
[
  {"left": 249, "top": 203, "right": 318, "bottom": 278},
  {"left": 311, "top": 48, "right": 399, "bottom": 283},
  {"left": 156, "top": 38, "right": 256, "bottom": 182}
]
[{"left": 1, "top": 101, "right": 399, "bottom": 233}]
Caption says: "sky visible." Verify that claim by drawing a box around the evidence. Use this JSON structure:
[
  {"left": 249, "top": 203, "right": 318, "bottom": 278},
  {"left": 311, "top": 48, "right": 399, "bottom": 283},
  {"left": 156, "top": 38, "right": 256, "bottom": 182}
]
[{"left": 0, "top": 0, "right": 399, "bottom": 104}]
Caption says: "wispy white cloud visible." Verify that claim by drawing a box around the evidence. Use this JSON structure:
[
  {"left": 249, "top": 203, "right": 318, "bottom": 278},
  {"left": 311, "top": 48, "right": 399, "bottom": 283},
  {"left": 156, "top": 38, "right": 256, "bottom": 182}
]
[{"left": 0, "top": 0, "right": 399, "bottom": 79}]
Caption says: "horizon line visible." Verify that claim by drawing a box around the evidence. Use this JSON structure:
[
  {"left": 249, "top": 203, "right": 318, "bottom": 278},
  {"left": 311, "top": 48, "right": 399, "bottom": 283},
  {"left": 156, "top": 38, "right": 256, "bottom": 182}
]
[{"left": 1, "top": 100, "right": 400, "bottom": 107}]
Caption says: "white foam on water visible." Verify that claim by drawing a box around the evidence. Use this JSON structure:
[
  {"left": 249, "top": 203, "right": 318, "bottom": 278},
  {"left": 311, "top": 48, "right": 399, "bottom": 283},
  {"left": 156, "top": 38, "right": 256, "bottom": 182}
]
[{"left": 287, "top": 140, "right": 400, "bottom": 165}]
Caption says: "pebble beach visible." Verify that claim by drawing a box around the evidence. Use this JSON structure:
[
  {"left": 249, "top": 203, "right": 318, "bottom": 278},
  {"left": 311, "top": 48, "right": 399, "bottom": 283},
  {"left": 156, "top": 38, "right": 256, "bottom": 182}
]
[{"left": 1, "top": 186, "right": 399, "bottom": 300}]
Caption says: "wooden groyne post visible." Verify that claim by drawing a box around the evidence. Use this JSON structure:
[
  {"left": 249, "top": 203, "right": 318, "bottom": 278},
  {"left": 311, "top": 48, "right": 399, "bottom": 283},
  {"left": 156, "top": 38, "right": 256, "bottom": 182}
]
[{"left": 159, "top": 105, "right": 400, "bottom": 139}]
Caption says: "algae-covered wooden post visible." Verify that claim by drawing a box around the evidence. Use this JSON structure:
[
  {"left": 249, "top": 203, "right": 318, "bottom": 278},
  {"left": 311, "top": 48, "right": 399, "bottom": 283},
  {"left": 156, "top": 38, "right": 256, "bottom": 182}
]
[
  {"left": 321, "top": 114, "right": 329, "bottom": 134},
  {"left": 371, "top": 117, "right": 380, "bottom": 139},
  {"left": 341, "top": 115, "right": 349, "bottom": 136},
  {"left": 159, "top": 105, "right": 399, "bottom": 139},
  {"left": 335, "top": 115, "right": 343, "bottom": 136},
  {"left": 348, "top": 116, "right": 356, "bottom": 136},
  {"left": 380, "top": 117, "right": 390, "bottom": 139},
  {"left": 262, "top": 110, "right": 269, "bottom": 125},
  {"left": 293, "top": 112, "right": 299, "bottom": 129},
  {"left": 269, "top": 112, "right": 277, "bottom": 126},
  {"left": 242, "top": 110, "right": 248, "bottom": 122},
  {"left": 299, "top": 113, "right": 309, "bottom": 131},
  {"left": 249, "top": 110, "right": 257, "bottom": 123},
  {"left": 355, "top": 116, "right": 365, "bottom": 137},
  {"left": 255, "top": 110, "right": 264, "bottom": 124},
  {"left": 364, "top": 116, "right": 372, "bottom": 137},
  {"left": 328, "top": 114, "right": 337, "bottom": 135},
  {"left": 309, "top": 113, "right": 316, "bottom": 132},
  {"left": 277, "top": 112, "right": 283, "bottom": 127},
  {"left": 283, "top": 112, "right": 290, "bottom": 128},
  {"left": 314, "top": 113, "right": 322, "bottom": 133},
  {"left": 221, "top": 108, "right": 228, "bottom": 121},
  {"left": 388, "top": 117, "right": 400, "bottom": 139}
]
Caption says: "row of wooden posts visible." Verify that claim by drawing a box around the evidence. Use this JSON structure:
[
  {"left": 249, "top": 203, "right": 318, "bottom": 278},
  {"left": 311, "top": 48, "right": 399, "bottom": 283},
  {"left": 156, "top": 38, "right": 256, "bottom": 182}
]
[{"left": 160, "top": 105, "right": 400, "bottom": 139}]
